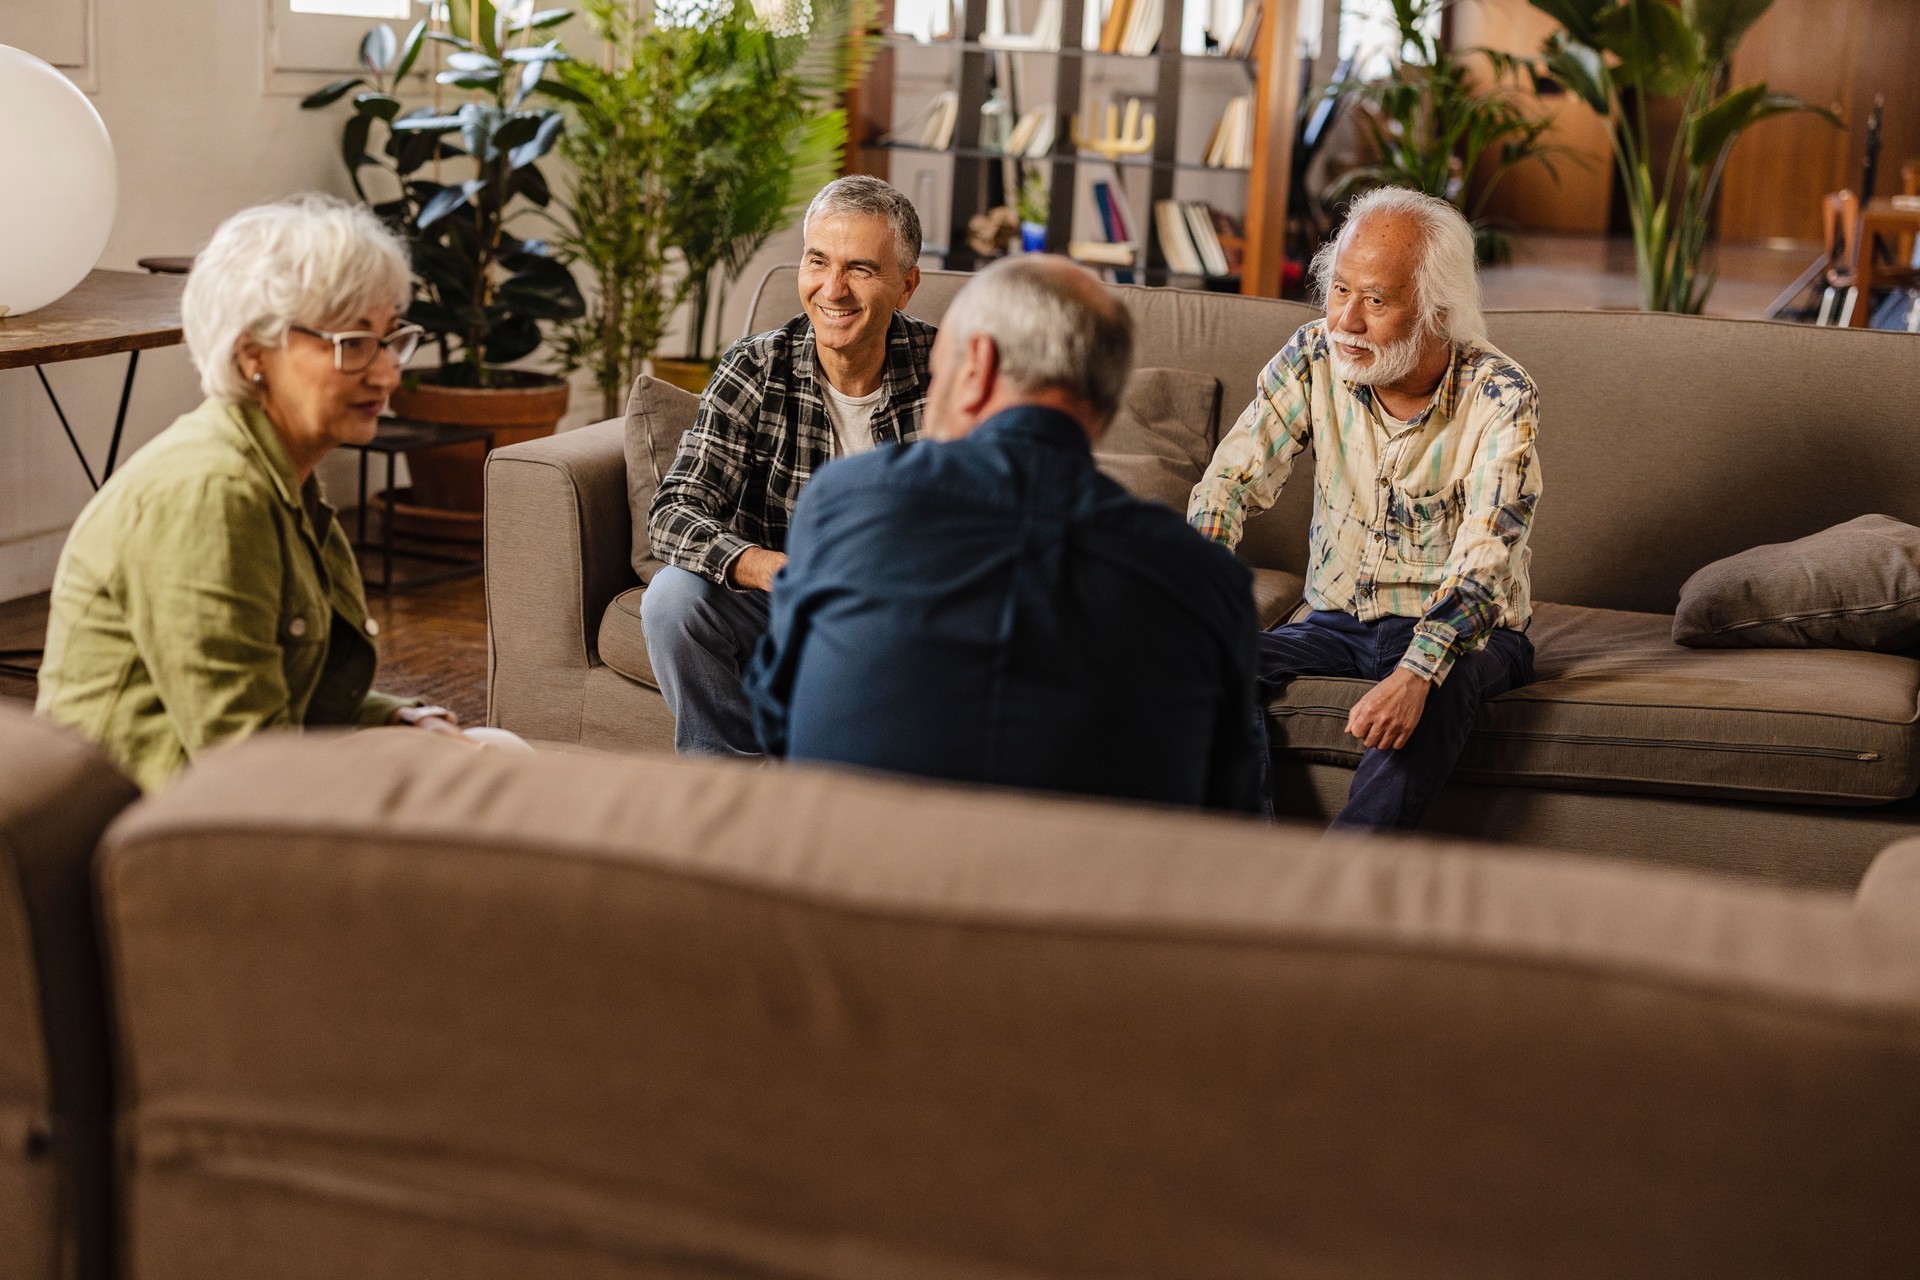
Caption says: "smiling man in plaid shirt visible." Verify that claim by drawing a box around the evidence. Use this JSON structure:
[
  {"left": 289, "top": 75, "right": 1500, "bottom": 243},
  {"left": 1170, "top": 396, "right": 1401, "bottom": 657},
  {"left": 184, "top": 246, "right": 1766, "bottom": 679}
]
[
  {"left": 1189, "top": 188, "right": 1542, "bottom": 830},
  {"left": 643, "top": 177, "right": 935, "bottom": 755}
]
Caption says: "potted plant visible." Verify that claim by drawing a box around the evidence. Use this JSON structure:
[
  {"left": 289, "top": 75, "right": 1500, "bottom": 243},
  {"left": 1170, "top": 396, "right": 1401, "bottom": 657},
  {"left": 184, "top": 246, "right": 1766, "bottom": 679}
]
[
  {"left": 554, "top": 0, "right": 872, "bottom": 410},
  {"left": 1332, "top": 0, "right": 1567, "bottom": 264},
  {"left": 1528, "top": 0, "right": 1840, "bottom": 313},
  {"left": 302, "top": 0, "right": 585, "bottom": 536}
]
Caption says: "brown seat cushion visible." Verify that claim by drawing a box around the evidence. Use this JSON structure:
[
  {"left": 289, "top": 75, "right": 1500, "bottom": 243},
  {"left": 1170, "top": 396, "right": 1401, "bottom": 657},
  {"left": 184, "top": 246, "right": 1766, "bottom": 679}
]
[
  {"left": 1265, "top": 603, "right": 1920, "bottom": 805},
  {"left": 1092, "top": 367, "right": 1221, "bottom": 512},
  {"left": 1674, "top": 514, "right": 1920, "bottom": 651},
  {"left": 621, "top": 374, "right": 702, "bottom": 581}
]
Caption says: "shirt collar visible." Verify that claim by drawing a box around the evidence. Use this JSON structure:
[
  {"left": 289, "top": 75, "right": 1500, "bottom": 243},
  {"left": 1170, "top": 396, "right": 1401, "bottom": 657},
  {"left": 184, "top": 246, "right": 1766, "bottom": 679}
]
[
  {"left": 229, "top": 398, "right": 303, "bottom": 508},
  {"left": 974, "top": 404, "right": 1092, "bottom": 455},
  {"left": 796, "top": 311, "right": 916, "bottom": 401},
  {"left": 1339, "top": 336, "right": 1467, "bottom": 429}
]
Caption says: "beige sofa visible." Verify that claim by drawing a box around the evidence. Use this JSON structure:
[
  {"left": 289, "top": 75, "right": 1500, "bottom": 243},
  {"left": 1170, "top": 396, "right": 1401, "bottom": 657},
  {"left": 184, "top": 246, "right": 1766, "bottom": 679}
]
[
  {"left": 487, "top": 268, "right": 1920, "bottom": 888},
  {"left": 87, "top": 731, "right": 1920, "bottom": 1277}
]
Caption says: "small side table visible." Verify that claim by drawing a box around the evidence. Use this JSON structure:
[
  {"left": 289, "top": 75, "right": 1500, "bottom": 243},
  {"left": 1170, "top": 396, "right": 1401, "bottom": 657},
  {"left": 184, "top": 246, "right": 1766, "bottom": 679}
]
[{"left": 342, "top": 417, "right": 494, "bottom": 593}]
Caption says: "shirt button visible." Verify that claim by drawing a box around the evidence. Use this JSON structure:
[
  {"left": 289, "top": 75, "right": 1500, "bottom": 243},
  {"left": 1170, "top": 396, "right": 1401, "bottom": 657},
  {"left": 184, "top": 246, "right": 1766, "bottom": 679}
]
[
  {"left": 288, "top": 617, "right": 308, "bottom": 638},
  {"left": 366, "top": 618, "right": 380, "bottom": 637}
]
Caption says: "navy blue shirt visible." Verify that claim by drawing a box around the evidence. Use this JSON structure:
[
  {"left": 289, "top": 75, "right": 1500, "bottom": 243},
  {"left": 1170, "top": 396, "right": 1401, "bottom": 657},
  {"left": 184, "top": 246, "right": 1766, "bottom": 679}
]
[{"left": 746, "top": 405, "right": 1263, "bottom": 813}]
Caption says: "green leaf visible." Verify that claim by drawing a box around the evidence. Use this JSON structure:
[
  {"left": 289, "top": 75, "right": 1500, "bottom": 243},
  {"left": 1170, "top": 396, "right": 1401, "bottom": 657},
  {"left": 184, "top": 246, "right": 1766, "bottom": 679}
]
[
  {"left": 342, "top": 111, "right": 373, "bottom": 171},
  {"left": 483, "top": 312, "right": 543, "bottom": 364},
  {"left": 509, "top": 7, "right": 572, "bottom": 32},
  {"left": 492, "top": 112, "right": 544, "bottom": 151},
  {"left": 417, "top": 179, "right": 486, "bottom": 231},
  {"left": 1542, "top": 36, "right": 1610, "bottom": 113},
  {"left": 300, "top": 77, "right": 366, "bottom": 109},
  {"left": 445, "top": 0, "right": 501, "bottom": 56},
  {"left": 392, "top": 19, "right": 429, "bottom": 82},
  {"left": 444, "top": 50, "right": 500, "bottom": 74},
  {"left": 511, "top": 58, "right": 544, "bottom": 109},
  {"left": 352, "top": 91, "right": 403, "bottom": 121},
  {"left": 1683, "top": 0, "right": 1774, "bottom": 65},
  {"left": 437, "top": 70, "right": 503, "bottom": 92},
  {"left": 391, "top": 113, "right": 464, "bottom": 132},
  {"left": 1526, "top": 0, "right": 1612, "bottom": 46},
  {"left": 507, "top": 112, "right": 565, "bottom": 169},
  {"left": 510, "top": 163, "right": 551, "bottom": 206},
  {"left": 359, "top": 23, "right": 398, "bottom": 75},
  {"left": 1597, "top": 0, "right": 1702, "bottom": 96},
  {"left": 529, "top": 76, "right": 590, "bottom": 106},
  {"left": 503, "top": 41, "right": 568, "bottom": 63},
  {"left": 1687, "top": 82, "right": 1841, "bottom": 167}
]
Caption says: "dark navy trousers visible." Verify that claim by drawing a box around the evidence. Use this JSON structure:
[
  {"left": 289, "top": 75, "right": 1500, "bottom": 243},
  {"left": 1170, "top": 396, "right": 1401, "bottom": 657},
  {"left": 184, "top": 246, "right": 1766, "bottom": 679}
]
[{"left": 1258, "top": 610, "right": 1534, "bottom": 831}]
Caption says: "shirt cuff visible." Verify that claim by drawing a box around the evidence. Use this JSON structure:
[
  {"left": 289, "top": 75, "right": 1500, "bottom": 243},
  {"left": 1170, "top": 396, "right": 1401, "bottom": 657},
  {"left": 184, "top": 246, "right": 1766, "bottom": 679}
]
[
  {"left": 356, "top": 692, "right": 420, "bottom": 728},
  {"left": 1398, "top": 622, "right": 1460, "bottom": 687},
  {"left": 702, "top": 532, "right": 756, "bottom": 589}
]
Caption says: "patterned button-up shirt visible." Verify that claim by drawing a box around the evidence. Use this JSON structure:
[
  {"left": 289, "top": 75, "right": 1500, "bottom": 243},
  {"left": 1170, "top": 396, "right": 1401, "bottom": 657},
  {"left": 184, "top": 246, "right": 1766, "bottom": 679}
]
[
  {"left": 649, "top": 311, "right": 936, "bottom": 586},
  {"left": 1189, "top": 319, "right": 1541, "bottom": 685}
]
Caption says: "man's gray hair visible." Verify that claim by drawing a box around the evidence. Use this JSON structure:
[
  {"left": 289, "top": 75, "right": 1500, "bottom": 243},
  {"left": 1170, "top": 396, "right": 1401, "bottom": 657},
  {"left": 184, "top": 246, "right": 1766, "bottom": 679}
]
[
  {"left": 182, "top": 193, "right": 412, "bottom": 404},
  {"left": 802, "top": 175, "right": 923, "bottom": 274},
  {"left": 1309, "top": 187, "right": 1486, "bottom": 345},
  {"left": 941, "top": 255, "right": 1135, "bottom": 422}
]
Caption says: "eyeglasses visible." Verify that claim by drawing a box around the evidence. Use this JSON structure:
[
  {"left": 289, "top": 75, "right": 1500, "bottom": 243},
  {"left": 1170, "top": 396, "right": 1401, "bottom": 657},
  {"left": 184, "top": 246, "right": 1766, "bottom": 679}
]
[{"left": 289, "top": 322, "right": 426, "bottom": 373}]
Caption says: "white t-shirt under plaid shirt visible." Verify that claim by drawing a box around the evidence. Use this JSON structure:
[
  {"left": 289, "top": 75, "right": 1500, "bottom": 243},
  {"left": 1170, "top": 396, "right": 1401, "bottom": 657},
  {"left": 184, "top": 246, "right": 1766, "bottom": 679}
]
[{"left": 1187, "top": 319, "right": 1542, "bottom": 686}]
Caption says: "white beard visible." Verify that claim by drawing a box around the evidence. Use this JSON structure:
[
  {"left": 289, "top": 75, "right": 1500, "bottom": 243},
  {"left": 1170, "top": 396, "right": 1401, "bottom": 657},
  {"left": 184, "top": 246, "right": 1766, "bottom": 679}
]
[{"left": 1328, "top": 329, "right": 1427, "bottom": 387}]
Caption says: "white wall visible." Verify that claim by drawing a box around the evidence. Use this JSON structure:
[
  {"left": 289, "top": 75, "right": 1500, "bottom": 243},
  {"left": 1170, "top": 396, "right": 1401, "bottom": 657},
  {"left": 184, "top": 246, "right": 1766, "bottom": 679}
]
[{"left": 0, "top": 0, "right": 806, "bottom": 602}]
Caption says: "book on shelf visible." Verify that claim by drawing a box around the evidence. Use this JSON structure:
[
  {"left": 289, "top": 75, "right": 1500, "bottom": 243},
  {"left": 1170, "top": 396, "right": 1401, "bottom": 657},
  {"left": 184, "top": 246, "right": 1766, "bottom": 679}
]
[
  {"left": 1096, "top": 0, "right": 1131, "bottom": 53},
  {"left": 1225, "top": 0, "right": 1262, "bottom": 58},
  {"left": 1204, "top": 95, "right": 1253, "bottom": 169},
  {"left": 881, "top": 90, "right": 959, "bottom": 151},
  {"left": 1068, "top": 240, "right": 1138, "bottom": 267},
  {"left": 1154, "top": 200, "right": 1240, "bottom": 278},
  {"left": 1119, "top": 0, "right": 1162, "bottom": 56},
  {"left": 980, "top": 0, "right": 1062, "bottom": 50},
  {"left": 1002, "top": 104, "right": 1056, "bottom": 157}
]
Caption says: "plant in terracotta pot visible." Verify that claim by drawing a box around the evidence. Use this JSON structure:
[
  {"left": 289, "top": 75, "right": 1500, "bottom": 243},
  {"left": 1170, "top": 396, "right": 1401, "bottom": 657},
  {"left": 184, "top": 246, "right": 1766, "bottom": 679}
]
[
  {"left": 554, "top": 0, "right": 872, "bottom": 409},
  {"left": 302, "top": 0, "right": 586, "bottom": 536}
]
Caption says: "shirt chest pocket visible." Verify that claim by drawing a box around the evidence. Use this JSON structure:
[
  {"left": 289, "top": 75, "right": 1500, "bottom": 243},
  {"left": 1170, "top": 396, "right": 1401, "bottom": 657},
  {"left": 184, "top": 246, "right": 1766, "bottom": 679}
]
[{"left": 1388, "top": 480, "right": 1466, "bottom": 568}]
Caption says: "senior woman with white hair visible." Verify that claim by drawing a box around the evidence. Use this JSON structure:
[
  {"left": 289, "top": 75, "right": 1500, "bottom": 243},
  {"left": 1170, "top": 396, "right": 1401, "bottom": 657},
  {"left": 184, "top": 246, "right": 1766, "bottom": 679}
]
[{"left": 36, "top": 194, "right": 462, "bottom": 790}]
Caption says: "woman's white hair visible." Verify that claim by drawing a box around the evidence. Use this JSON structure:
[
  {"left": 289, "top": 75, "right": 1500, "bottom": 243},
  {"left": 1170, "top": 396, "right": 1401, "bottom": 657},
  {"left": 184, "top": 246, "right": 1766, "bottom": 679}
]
[
  {"left": 182, "top": 193, "right": 412, "bottom": 404},
  {"left": 1309, "top": 187, "right": 1485, "bottom": 345}
]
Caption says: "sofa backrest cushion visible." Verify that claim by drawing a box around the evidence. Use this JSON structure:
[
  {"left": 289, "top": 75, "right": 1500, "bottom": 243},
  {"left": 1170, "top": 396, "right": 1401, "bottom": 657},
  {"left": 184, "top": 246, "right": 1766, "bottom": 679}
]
[
  {"left": 621, "top": 373, "right": 703, "bottom": 581},
  {"left": 0, "top": 705, "right": 138, "bottom": 1280},
  {"left": 749, "top": 268, "right": 1920, "bottom": 614},
  {"left": 101, "top": 731, "right": 1920, "bottom": 1279},
  {"left": 1094, "top": 367, "right": 1222, "bottom": 511}
]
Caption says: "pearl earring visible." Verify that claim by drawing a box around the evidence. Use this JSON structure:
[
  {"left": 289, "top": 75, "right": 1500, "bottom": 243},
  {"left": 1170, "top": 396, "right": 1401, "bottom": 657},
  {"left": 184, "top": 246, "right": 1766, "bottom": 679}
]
[{"left": 251, "top": 371, "right": 264, "bottom": 385}]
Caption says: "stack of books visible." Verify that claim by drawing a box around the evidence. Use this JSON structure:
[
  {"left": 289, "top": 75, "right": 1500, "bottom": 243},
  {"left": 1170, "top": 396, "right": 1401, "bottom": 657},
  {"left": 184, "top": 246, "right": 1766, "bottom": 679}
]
[
  {"left": 1095, "top": 0, "right": 1162, "bottom": 56},
  {"left": 1224, "top": 0, "right": 1262, "bottom": 58},
  {"left": 1002, "top": 105, "right": 1057, "bottom": 158},
  {"left": 881, "top": 91, "right": 959, "bottom": 151},
  {"left": 1203, "top": 96, "right": 1254, "bottom": 169},
  {"left": 1153, "top": 200, "right": 1242, "bottom": 278},
  {"left": 1068, "top": 179, "right": 1138, "bottom": 283},
  {"left": 981, "top": 0, "right": 1063, "bottom": 50}
]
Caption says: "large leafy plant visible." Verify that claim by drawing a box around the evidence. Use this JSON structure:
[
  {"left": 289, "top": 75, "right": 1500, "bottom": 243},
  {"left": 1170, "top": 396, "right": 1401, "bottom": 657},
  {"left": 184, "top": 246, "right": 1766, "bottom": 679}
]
[
  {"left": 1530, "top": 0, "right": 1840, "bottom": 312},
  {"left": 555, "top": 0, "right": 873, "bottom": 415},
  {"left": 301, "top": 1, "right": 585, "bottom": 386},
  {"left": 1338, "top": 0, "right": 1565, "bottom": 263}
]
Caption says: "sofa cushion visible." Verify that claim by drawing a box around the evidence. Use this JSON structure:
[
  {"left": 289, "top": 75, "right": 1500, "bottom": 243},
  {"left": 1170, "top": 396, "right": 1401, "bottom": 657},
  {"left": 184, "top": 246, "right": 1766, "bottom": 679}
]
[
  {"left": 597, "top": 586, "right": 657, "bottom": 691},
  {"left": 621, "top": 374, "right": 702, "bottom": 581},
  {"left": 1264, "top": 603, "right": 1920, "bottom": 805},
  {"left": 1674, "top": 514, "right": 1920, "bottom": 651},
  {"left": 1093, "top": 367, "right": 1221, "bottom": 512}
]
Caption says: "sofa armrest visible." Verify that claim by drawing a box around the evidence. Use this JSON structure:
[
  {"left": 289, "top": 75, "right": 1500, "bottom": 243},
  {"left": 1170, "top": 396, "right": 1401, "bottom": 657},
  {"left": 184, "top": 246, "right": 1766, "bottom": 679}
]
[
  {"left": 1857, "top": 839, "right": 1920, "bottom": 917},
  {"left": 484, "top": 419, "right": 638, "bottom": 741}
]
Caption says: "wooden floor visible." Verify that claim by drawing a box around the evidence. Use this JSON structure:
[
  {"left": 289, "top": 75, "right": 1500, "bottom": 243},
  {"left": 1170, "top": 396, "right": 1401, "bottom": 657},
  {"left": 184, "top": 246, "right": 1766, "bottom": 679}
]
[{"left": 0, "top": 232, "right": 1831, "bottom": 727}]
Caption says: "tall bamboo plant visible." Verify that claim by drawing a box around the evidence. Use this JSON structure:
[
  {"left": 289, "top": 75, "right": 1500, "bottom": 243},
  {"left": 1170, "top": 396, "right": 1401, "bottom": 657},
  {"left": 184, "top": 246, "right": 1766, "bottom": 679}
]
[
  {"left": 555, "top": 0, "right": 874, "bottom": 416},
  {"left": 1529, "top": 0, "right": 1840, "bottom": 313}
]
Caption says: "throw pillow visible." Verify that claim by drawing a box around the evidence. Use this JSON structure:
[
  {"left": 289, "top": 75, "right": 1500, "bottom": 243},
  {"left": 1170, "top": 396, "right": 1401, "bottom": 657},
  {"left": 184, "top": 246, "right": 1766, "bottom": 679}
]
[
  {"left": 1672, "top": 514, "right": 1920, "bottom": 650},
  {"left": 1094, "top": 367, "right": 1223, "bottom": 513},
  {"left": 622, "top": 374, "right": 702, "bottom": 581}
]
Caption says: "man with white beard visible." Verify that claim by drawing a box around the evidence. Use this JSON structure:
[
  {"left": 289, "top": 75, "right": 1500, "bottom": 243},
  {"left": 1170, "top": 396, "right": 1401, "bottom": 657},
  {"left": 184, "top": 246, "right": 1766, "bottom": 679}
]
[{"left": 1188, "top": 187, "right": 1541, "bottom": 830}]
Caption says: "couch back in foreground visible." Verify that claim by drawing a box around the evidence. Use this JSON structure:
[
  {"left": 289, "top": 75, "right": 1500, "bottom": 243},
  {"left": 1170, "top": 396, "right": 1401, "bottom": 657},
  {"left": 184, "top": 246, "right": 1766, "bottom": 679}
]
[
  {"left": 101, "top": 729, "right": 1920, "bottom": 1278},
  {"left": 746, "top": 267, "right": 1920, "bottom": 616}
]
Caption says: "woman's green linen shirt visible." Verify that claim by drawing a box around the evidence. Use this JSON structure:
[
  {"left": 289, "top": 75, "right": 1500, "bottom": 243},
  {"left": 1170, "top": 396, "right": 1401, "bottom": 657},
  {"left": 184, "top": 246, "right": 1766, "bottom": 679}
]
[{"left": 35, "top": 397, "right": 411, "bottom": 790}]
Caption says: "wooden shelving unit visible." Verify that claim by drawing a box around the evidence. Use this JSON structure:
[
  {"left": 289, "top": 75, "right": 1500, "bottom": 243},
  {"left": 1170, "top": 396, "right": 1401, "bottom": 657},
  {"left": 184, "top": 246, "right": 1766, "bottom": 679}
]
[{"left": 850, "top": 0, "right": 1300, "bottom": 296}]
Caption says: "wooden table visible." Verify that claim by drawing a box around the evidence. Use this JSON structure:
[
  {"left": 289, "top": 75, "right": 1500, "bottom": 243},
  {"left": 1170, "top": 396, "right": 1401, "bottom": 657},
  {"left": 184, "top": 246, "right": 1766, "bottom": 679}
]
[
  {"left": 1849, "top": 197, "right": 1920, "bottom": 328},
  {"left": 0, "top": 268, "right": 186, "bottom": 485}
]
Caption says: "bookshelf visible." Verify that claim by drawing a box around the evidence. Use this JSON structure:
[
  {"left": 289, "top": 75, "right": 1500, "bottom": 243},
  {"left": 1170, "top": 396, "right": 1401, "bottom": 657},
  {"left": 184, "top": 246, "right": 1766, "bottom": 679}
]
[{"left": 850, "top": 0, "right": 1301, "bottom": 295}]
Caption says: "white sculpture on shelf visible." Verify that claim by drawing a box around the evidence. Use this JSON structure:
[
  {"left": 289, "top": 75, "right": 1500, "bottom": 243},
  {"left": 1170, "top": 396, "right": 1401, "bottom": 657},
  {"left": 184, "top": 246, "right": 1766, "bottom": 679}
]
[{"left": 0, "top": 44, "right": 117, "bottom": 319}]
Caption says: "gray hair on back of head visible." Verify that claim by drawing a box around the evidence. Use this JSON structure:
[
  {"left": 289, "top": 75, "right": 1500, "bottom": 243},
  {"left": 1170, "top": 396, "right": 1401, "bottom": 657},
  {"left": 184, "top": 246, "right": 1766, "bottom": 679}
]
[
  {"left": 1309, "top": 187, "right": 1485, "bottom": 345},
  {"left": 940, "top": 255, "right": 1135, "bottom": 422},
  {"left": 802, "top": 175, "right": 923, "bottom": 274},
  {"left": 182, "top": 193, "right": 412, "bottom": 404}
]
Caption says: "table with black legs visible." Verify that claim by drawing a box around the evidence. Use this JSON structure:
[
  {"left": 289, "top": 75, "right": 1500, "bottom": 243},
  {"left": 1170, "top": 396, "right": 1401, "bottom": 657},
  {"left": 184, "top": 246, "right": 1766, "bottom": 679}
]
[{"left": 342, "top": 417, "right": 495, "bottom": 593}]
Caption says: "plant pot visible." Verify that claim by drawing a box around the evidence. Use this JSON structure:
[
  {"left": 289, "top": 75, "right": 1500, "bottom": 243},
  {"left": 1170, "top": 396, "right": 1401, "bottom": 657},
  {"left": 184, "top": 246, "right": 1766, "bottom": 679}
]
[
  {"left": 385, "top": 371, "right": 570, "bottom": 543},
  {"left": 651, "top": 356, "right": 716, "bottom": 395}
]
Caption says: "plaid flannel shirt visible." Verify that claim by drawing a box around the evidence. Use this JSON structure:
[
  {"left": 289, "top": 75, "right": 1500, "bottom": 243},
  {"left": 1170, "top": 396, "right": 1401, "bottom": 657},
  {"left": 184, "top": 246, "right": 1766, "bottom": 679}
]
[
  {"left": 649, "top": 311, "right": 936, "bottom": 586},
  {"left": 1188, "top": 319, "right": 1541, "bottom": 685}
]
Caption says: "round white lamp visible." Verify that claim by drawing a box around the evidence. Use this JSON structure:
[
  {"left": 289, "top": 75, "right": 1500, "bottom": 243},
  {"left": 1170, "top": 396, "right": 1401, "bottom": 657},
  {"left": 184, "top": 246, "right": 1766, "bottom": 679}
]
[{"left": 0, "top": 44, "right": 117, "bottom": 319}]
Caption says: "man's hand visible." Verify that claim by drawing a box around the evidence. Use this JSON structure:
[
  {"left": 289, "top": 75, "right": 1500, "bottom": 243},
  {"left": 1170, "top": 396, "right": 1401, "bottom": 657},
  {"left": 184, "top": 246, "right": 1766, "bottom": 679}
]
[
  {"left": 728, "top": 547, "right": 789, "bottom": 593},
  {"left": 1345, "top": 667, "right": 1431, "bottom": 752}
]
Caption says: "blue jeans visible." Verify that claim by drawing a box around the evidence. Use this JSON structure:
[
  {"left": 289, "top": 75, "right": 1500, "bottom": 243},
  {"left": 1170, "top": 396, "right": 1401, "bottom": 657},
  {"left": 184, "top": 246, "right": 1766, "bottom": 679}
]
[
  {"left": 1258, "top": 610, "right": 1534, "bottom": 831},
  {"left": 638, "top": 566, "right": 771, "bottom": 757}
]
